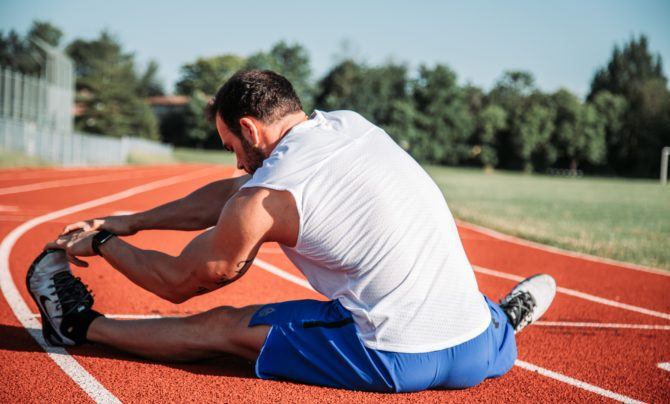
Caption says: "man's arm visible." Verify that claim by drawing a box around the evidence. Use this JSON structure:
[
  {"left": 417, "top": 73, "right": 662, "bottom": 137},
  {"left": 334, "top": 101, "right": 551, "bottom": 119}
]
[
  {"left": 50, "top": 186, "right": 299, "bottom": 304},
  {"left": 62, "top": 174, "right": 250, "bottom": 236}
]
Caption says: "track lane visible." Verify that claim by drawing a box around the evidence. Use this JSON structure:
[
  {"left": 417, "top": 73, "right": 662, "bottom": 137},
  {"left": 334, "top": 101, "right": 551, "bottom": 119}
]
[
  {"left": 459, "top": 226, "right": 670, "bottom": 313},
  {"left": 1, "top": 165, "right": 226, "bottom": 402},
  {"left": 0, "top": 165, "right": 183, "bottom": 190},
  {"left": 0, "top": 166, "right": 193, "bottom": 196},
  {"left": 2, "top": 165, "right": 669, "bottom": 402}
]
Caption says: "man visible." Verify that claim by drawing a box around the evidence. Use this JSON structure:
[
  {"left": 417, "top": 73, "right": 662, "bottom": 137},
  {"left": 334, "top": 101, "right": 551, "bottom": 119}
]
[{"left": 28, "top": 70, "right": 556, "bottom": 392}]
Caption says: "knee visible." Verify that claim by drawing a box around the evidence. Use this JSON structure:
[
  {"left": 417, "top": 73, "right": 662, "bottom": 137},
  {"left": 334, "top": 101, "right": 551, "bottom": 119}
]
[{"left": 182, "top": 306, "right": 256, "bottom": 350}]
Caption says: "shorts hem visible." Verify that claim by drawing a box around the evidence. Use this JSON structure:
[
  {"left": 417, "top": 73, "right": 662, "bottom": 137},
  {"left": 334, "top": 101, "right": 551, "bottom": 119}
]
[{"left": 252, "top": 324, "right": 276, "bottom": 379}]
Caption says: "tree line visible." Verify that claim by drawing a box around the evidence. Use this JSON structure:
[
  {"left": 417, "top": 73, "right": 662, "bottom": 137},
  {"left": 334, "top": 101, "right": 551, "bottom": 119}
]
[{"left": 2, "top": 21, "right": 669, "bottom": 177}]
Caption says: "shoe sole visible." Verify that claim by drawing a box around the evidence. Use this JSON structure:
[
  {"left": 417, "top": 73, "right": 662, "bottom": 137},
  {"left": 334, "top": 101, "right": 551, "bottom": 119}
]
[{"left": 26, "top": 250, "right": 66, "bottom": 346}]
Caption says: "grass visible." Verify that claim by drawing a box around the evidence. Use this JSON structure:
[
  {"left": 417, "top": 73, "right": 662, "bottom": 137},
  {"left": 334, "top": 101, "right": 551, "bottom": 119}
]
[
  {"left": 425, "top": 166, "right": 670, "bottom": 270},
  {"left": 126, "top": 152, "right": 176, "bottom": 165},
  {"left": 173, "top": 148, "right": 236, "bottom": 165},
  {"left": 0, "top": 149, "right": 52, "bottom": 168},
  {"left": 121, "top": 148, "right": 235, "bottom": 165}
]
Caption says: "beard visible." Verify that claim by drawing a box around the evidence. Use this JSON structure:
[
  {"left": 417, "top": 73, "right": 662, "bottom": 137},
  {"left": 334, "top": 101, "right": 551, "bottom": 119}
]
[{"left": 240, "top": 137, "right": 266, "bottom": 174}]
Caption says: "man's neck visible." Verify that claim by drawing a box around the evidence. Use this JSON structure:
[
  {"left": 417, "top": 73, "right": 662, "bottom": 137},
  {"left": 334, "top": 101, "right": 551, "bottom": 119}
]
[{"left": 264, "top": 111, "right": 309, "bottom": 152}]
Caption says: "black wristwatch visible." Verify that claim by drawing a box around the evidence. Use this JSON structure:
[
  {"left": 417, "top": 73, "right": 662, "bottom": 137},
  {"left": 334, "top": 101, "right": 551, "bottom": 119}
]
[{"left": 92, "top": 230, "right": 116, "bottom": 256}]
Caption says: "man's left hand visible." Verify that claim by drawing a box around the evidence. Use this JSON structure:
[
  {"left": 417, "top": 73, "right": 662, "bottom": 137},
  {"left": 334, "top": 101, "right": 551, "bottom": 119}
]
[{"left": 45, "top": 230, "right": 98, "bottom": 267}]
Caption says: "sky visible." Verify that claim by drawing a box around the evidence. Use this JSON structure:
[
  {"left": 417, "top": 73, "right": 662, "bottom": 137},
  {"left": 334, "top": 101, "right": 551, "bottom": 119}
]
[{"left": 2, "top": 0, "right": 669, "bottom": 98}]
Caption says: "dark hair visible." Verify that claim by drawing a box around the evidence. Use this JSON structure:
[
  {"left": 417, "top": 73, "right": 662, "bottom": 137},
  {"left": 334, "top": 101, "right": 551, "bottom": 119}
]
[{"left": 206, "top": 70, "right": 303, "bottom": 138}]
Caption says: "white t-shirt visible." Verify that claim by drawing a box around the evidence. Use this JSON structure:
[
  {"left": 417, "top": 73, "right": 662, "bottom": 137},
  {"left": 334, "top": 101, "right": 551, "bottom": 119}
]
[{"left": 241, "top": 110, "right": 490, "bottom": 353}]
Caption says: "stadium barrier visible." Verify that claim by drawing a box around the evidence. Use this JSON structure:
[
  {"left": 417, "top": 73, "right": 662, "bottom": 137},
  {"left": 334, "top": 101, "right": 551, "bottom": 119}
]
[
  {"left": 0, "top": 117, "right": 173, "bottom": 166},
  {"left": 1, "top": 61, "right": 172, "bottom": 166}
]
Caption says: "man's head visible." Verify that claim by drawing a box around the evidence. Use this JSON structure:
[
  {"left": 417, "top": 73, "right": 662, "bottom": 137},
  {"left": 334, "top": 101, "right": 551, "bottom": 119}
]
[{"left": 206, "top": 70, "right": 304, "bottom": 174}]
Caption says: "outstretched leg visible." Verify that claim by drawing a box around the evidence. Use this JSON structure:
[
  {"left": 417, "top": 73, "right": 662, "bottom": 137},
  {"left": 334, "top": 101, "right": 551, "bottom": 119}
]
[
  {"left": 87, "top": 305, "right": 270, "bottom": 362},
  {"left": 27, "top": 249, "right": 270, "bottom": 362}
]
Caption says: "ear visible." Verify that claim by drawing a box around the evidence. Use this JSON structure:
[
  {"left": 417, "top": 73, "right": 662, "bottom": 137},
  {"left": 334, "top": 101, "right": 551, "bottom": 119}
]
[{"left": 239, "top": 117, "right": 261, "bottom": 146}]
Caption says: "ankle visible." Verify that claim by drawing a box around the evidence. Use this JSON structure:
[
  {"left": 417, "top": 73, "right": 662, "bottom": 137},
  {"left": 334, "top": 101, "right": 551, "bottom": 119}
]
[{"left": 63, "top": 310, "right": 104, "bottom": 345}]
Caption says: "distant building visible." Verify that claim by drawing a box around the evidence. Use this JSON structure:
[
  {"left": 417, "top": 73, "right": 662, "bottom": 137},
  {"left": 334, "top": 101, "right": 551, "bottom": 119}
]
[{"left": 147, "top": 95, "right": 189, "bottom": 119}]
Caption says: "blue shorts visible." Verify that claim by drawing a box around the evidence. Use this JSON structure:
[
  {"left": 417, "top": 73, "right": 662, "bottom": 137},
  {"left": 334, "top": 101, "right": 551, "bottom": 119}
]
[{"left": 248, "top": 295, "right": 517, "bottom": 392}]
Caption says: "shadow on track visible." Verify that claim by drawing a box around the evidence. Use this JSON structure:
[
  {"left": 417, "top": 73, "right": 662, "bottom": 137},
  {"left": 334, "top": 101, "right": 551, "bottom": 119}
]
[{"left": 0, "top": 323, "right": 256, "bottom": 379}]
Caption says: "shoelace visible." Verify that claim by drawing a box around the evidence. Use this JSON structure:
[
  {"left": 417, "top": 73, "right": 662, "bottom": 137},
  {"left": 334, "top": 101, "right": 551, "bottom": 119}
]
[
  {"left": 50, "top": 272, "right": 93, "bottom": 318},
  {"left": 501, "top": 291, "right": 536, "bottom": 329}
]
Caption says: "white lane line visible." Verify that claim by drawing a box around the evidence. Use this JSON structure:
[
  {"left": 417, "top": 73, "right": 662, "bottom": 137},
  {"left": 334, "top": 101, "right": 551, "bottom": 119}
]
[
  {"left": 473, "top": 265, "right": 670, "bottom": 321},
  {"left": 252, "top": 257, "right": 646, "bottom": 403},
  {"left": 0, "top": 205, "right": 20, "bottom": 212},
  {"left": 658, "top": 363, "right": 670, "bottom": 372},
  {"left": 111, "top": 211, "right": 136, "bottom": 216},
  {"left": 535, "top": 321, "right": 670, "bottom": 330},
  {"left": 0, "top": 166, "right": 218, "bottom": 403},
  {"left": 29, "top": 313, "right": 166, "bottom": 319},
  {"left": 107, "top": 314, "right": 164, "bottom": 319},
  {"left": 514, "top": 360, "right": 644, "bottom": 404},
  {"left": 0, "top": 167, "right": 171, "bottom": 196},
  {"left": 458, "top": 220, "right": 669, "bottom": 277},
  {"left": 253, "top": 259, "right": 314, "bottom": 290},
  {"left": 0, "top": 166, "right": 137, "bottom": 181}
]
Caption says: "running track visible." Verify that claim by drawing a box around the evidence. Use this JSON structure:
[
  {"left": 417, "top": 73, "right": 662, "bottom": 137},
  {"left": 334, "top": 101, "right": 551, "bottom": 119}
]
[{"left": 1, "top": 165, "right": 668, "bottom": 403}]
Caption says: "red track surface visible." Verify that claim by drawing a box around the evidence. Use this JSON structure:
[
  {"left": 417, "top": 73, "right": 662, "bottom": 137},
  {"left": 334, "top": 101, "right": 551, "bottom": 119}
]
[{"left": 1, "top": 165, "right": 669, "bottom": 403}]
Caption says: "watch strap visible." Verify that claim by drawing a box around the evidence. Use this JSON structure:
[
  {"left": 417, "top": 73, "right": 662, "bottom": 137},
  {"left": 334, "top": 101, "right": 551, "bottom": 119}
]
[{"left": 92, "top": 230, "right": 116, "bottom": 256}]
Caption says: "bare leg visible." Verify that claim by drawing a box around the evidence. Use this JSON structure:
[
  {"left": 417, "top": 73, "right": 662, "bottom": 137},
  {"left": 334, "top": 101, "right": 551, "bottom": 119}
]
[{"left": 86, "top": 305, "right": 270, "bottom": 362}]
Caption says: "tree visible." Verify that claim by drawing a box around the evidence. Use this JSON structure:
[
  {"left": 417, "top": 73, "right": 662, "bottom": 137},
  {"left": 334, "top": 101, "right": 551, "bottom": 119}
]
[
  {"left": 66, "top": 31, "right": 158, "bottom": 139},
  {"left": 551, "top": 89, "right": 606, "bottom": 171},
  {"left": 315, "top": 60, "right": 416, "bottom": 150},
  {"left": 588, "top": 35, "right": 670, "bottom": 177},
  {"left": 513, "top": 102, "right": 556, "bottom": 172},
  {"left": 160, "top": 90, "right": 220, "bottom": 148},
  {"left": 489, "top": 70, "right": 538, "bottom": 169},
  {"left": 246, "top": 41, "right": 314, "bottom": 111},
  {"left": 463, "top": 85, "right": 506, "bottom": 169},
  {"left": 176, "top": 54, "right": 246, "bottom": 96},
  {"left": 0, "top": 20, "right": 63, "bottom": 75},
  {"left": 0, "top": 30, "right": 31, "bottom": 72},
  {"left": 314, "top": 59, "right": 366, "bottom": 111},
  {"left": 491, "top": 71, "right": 536, "bottom": 103},
  {"left": 137, "top": 60, "right": 164, "bottom": 97},
  {"left": 412, "top": 64, "right": 474, "bottom": 165},
  {"left": 472, "top": 104, "right": 507, "bottom": 168},
  {"left": 589, "top": 35, "right": 665, "bottom": 100},
  {"left": 27, "top": 20, "right": 63, "bottom": 48},
  {"left": 590, "top": 90, "right": 626, "bottom": 141}
]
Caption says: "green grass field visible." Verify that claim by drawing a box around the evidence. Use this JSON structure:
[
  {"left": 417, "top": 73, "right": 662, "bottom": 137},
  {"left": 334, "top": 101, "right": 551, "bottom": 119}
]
[
  {"left": 0, "top": 149, "right": 51, "bottom": 168},
  {"left": 173, "top": 148, "right": 236, "bottom": 165},
  {"left": 127, "top": 148, "right": 237, "bottom": 165},
  {"left": 426, "top": 166, "right": 670, "bottom": 270}
]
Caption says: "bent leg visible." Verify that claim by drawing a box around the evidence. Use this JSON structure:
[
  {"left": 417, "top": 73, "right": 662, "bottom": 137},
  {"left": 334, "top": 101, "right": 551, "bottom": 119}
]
[{"left": 87, "top": 305, "right": 269, "bottom": 362}]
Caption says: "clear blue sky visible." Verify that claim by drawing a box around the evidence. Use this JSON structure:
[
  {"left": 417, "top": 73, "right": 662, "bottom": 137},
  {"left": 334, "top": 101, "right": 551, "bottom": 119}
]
[{"left": 2, "top": 0, "right": 669, "bottom": 97}]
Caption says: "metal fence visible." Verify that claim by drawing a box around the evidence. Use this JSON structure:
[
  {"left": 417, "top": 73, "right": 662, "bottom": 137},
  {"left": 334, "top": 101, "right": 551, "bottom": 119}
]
[
  {"left": 0, "top": 55, "right": 172, "bottom": 166},
  {"left": 0, "top": 117, "right": 172, "bottom": 165}
]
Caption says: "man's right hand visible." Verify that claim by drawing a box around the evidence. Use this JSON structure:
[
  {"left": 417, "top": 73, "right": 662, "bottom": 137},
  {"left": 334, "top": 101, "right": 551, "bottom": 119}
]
[{"left": 61, "top": 215, "right": 137, "bottom": 237}]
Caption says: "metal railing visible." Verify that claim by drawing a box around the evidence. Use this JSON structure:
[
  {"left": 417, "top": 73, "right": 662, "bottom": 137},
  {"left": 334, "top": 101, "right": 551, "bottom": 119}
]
[
  {"left": 1, "top": 56, "right": 172, "bottom": 166},
  {"left": 0, "top": 117, "right": 173, "bottom": 166}
]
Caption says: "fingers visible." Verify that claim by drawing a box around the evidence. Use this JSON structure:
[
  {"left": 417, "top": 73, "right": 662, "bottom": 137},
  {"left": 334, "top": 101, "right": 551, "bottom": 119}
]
[
  {"left": 67, "top": 254, "right": 89, "bottom": 268},
  {"left": 44, "top": 239, "right": 89, "bottom": 267},
  {"left": 61, "top": 218, "right": 108, "bottom": 236},
  {"left": 45, "top": 235, "right": 69, "bottom": 251},
  {"left": 61, "top": 221, "right": 91, "bottom": 235}
]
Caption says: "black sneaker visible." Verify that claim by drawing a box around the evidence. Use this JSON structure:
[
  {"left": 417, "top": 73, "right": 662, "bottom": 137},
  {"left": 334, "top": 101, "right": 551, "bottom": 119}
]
[
  {"left": 26, "top": 250, "right": 101, "bottom": 346},
  {"left": 499, "top": 274, "right": 556, "bottom": 333}
]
